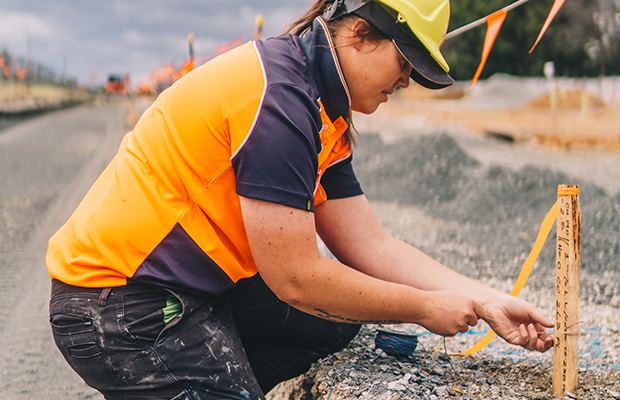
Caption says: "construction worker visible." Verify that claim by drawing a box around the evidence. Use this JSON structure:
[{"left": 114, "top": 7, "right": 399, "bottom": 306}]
[{"left": 47, "top": 0, "right": 554, "bottom": 399}]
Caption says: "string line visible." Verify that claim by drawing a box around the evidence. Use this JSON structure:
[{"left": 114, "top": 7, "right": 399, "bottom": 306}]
[{"left": 484, "top": 317, "right": 584, "bottom": 336}]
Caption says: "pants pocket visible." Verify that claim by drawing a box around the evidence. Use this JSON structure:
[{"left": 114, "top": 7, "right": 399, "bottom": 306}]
[
  {"left": 50, "top": 313, "right": 102, "bottom": 359},
  {"left": 50, "top": 313, "right": 95, "bottom": 335},
  {"left": 122, "top": 289, "right": 170, "bottom": 346}
]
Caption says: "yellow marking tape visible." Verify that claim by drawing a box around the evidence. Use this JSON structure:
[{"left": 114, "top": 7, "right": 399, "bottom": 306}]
[
  {"left": 455, "top": 201, "right": 559, "bottom": 355},
  {"left": 439, "top": 187, "right": 579, "bottom": 355}
]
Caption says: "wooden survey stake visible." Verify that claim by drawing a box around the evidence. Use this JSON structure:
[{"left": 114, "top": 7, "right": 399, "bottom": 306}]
[{"left": 552, "top": 185, "right": 581, "bottom": 397}]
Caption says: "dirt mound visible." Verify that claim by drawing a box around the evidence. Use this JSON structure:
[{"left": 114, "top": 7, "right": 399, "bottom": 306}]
[
  {"left": 353, "top": 133, "right": 620, "bottom": 302},
  {"left": 526, "top": 89, "right": 607, "bottom": 110}
]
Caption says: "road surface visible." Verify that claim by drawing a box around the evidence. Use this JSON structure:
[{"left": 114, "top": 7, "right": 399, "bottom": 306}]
[{"left": 0, "top": 100, "right": 131, "bottom": 399}]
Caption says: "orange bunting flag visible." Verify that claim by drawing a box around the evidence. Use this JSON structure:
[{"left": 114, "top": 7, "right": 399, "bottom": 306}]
[
  {"left": 3, "top": 66, "right": 9, "bottom": 77},
  {"left": 173, "top": 58, "right": 196, "bottom": 82},
  {"left": 529, "top": 0, "right": 566, "bottom": 53},
  {"left": 470, "top": 9, "right": 507, "bottom": 88},
  {"left": 0, "top": 57, "right": 4, "bottom": 67}
]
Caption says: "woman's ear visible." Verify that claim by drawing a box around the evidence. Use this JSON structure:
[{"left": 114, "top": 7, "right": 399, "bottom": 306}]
[{"left": 348, "top": 18, "right": 372, "bottom": 50}]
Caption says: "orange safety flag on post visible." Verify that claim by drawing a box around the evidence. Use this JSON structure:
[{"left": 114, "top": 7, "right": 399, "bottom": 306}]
[
  {"left": 173, "top": 58, "right": 195, "bottom": 82},
  {"left": 16, "top": 68, "right": 26, "bottom": 80},
  {"left": 254, "top": 14, "right": 264, "bottom": 41},
  {"left": 470, "top": 9, "right": 507, "bottom": 88},
  {"left": 529, "top": 0, "right": 566, "bottom": 53}
]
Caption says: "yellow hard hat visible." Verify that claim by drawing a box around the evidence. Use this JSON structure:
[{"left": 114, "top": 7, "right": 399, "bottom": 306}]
[{"left": 323, "top": 0, "right": 454, "bottom": 89}]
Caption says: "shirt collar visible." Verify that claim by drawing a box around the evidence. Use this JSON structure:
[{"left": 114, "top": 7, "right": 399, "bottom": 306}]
[{"left": 294, "top": 17, "right": 351, "bottom": 122}]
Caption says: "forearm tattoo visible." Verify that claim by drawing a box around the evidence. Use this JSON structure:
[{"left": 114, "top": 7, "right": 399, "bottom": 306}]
[{"left": 314, "top": 308, "right": 403, "bottom": 324}]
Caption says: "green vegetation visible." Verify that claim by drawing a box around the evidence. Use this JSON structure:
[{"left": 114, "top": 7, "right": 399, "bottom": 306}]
[{"left": 443, "top": 0, "right": 620, "bottom": 79}]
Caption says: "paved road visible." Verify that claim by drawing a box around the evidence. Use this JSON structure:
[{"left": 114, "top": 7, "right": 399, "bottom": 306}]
[{"left": 0, "top": 100, "right": 131, "bottom": 399}]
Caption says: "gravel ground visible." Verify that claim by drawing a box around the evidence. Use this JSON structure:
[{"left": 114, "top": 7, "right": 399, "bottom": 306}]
[
  {"left": 268, "top": 113, "right": 620, "bottom": 399},
  {"left": 1, "top": 97, "right": 619, "bottom": 399}
]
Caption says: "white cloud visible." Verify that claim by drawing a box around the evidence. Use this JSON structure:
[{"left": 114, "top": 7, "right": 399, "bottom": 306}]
[
  {"left": 0, "top": 11, "right": 54, "bottom": 53},
  {"left": 122, "top": 29, "right": 151, "bottom": 47},
  {"left": 0, "top": 1, "right": 311, "bottom": 84}
]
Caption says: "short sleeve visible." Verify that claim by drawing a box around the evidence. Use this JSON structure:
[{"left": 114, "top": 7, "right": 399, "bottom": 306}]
[
  {"left": 232, "top": 83, "right": 323, "bottom": 211},
  {"left": 320, "top": 155, "right": 363, "bottom": 200}
]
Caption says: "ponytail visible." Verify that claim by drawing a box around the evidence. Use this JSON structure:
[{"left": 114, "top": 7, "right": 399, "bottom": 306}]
[{"left": 278, "top": 0, "right": 331, "bottom": 37}]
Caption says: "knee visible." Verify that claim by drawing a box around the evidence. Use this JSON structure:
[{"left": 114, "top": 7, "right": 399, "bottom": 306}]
[{"left": 317, "top": 322, "right": 361, "bottom": 354}]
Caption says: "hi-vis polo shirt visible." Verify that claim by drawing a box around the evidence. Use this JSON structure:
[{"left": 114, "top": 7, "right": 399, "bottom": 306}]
[{"left": 46, "top": 17, "right": 364, "bottom": 296}]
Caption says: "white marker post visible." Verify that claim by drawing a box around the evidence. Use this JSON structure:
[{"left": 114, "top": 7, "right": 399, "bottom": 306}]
[{"left": 552, "top": 185, "right": 581, "bottom": 397}]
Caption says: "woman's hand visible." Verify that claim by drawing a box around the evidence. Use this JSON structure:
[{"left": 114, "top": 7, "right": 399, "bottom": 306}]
[
  {"left": 418, "top": 291, "right": 486, "bottom": 337},
  {"left": 483, "top": 295, "right": 554, "bottom": 352}
]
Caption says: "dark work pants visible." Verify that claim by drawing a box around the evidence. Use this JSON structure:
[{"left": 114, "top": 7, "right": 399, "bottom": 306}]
[
  {"left": 228, "top": 275, "right": 361, "bottom": 393},
  {"left": 49, "top": 275, "right": 360, "bottom": 400}
]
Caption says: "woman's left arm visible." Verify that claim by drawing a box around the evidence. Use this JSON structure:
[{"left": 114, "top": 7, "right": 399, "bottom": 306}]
[{"left": 315, "top": 194, "right": 554, "bottom": 352}]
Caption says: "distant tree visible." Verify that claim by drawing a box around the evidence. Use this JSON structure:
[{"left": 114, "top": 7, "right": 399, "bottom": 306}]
[
  {"left": 588, "top": 0, "right": 620, "bottom": 76},
  {"left": 442, "top": 0, "right": 618, "bottom": 79}
]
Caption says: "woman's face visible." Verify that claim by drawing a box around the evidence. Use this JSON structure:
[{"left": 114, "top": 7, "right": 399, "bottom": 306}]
[{"left": 337, "top": 21, "right": 413, "bottom": 114}]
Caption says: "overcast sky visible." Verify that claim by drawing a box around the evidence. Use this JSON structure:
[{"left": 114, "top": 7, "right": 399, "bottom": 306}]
[{"left": 0, "top": 1, "right": 310, "bottom": 86}]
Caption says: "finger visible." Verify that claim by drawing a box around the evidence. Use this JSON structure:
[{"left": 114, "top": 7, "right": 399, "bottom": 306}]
[
  {"left": 518, "top": 323, "right": 529, "bottom": 346},
  {"left": 466, "top": 301, "right": 485, "bottom": 327},
  {"left": 533, "top": 322, "right": 551, "bottom": 333},
  {"left": 537, "top": 334, "right": 554, "bottom": 352},
  {"left": 525, "top": 323, "right": 538, "bottom": 351},
  {"left": 473, "top": 301, "right": 486, "bottom": 319},
  {"left": 528, "top": 307, "right": 554, "bottom": 328},
  {"left": 467, "top": 312, "right": 479, "bottom": 327}
]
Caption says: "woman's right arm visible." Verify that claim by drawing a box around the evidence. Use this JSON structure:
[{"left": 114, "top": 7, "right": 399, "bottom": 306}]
[{"left": 239, "top": 196, "right": 485, "bottom": 336}]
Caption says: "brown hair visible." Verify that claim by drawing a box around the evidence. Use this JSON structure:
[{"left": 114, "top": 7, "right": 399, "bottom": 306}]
[{"left": 277, "top": 0, "right": 389, "bottom": 145}]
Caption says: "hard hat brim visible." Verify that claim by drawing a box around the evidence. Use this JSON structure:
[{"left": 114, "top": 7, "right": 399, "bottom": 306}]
[
  {"left": 393, "top": 39, "right": 455, "bottom": 90},
  {"left": 351, "top": 2, "right": 455, "bottom": 89}
]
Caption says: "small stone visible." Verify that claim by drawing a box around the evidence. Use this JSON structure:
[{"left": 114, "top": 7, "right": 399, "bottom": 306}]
[
  {"left": 387, "top": 382, "right": 407, "bottom": 391},
  {"left": 448, "top": 385, "right": 464, "bottom": 396},
  {"left": 565, "top": 392, "right": 578, "bottom": 399},
  {"left": 433, "top": 386, "right": 449, "bottom": 398},
  {"left": 431, "top": 367, "right": 445, "bottom": 376},
  {"left": 501, "top": 357, "right": 513, "bottom": 366},
  {"left": 529, "top": 393, "right": 551, "bottom": 400},
  {"left": 609, "top": 390, "right": 620, "bottom": 400},
  {"left": 430, "top": 376, "right": 444, "bottom": 385},
  {"left": 486, "top": 376, "right": 496, "bottom": 385}
]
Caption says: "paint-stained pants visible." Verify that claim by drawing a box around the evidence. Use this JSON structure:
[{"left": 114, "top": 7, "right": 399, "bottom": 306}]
[{"left": 49, "top": 275, "right": 360, "bottom": 400}]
